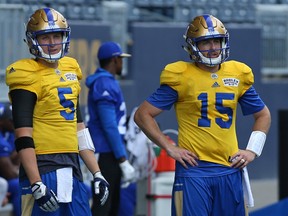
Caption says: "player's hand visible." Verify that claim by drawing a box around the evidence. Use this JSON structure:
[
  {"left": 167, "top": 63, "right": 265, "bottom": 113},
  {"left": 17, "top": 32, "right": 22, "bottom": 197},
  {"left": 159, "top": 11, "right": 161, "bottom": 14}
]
[
  {"left": 229, "top": 149, "right": 256, "bottom": 168},
  {"left": 166, "top": 144, "right": 198, "bottom": 168},
  {"left": 31, "top": 181, "right": 59, "bottom": 212},
  {"left": 93, "top": 172, "right": 109, "bottom": 206},
  {"left": 119, "top": 160, "right": 136, "bottom": 183}
]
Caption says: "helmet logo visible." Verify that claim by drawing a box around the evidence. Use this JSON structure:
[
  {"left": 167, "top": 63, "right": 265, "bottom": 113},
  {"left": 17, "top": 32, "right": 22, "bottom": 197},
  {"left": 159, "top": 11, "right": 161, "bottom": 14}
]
[{"left": 48, "top": 20, "right": 55, "bottom": 27}]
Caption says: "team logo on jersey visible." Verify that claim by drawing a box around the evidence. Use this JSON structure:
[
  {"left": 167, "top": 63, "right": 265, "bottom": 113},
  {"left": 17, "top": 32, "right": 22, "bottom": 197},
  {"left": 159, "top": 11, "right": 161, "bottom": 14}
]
[
  {"left": 64, "top": 73, "right": 77, "bottom": 81},
  {"left": 211, "top": 73, "right": 218, "bottom": 79},
  {"left": 222, "top": 78, "right": 239, "bottom": 87}
]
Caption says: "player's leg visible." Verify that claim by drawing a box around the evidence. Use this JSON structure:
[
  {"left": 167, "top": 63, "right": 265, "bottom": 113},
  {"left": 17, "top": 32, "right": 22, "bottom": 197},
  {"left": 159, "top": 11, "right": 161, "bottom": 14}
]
[
  {"left": 21, "top": 171, "right": 92, "bottom": 216},
  {"left": 172, "top": 176, "right": 212, "bottom": 216},
  {"left": 66, "top": 178, "right": 92, "bottom": 216},
  {"left": 212, "top": 170, "right": 245, "bottom": 216}
]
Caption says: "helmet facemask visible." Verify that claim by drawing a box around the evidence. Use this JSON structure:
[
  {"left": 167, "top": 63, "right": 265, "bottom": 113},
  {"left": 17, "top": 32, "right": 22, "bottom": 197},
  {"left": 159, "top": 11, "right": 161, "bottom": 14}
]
[
  {"left": 25, "top": 8, "right": 71, "bottom": 63},
  {"left": 183, "top": 14, "right": 230, "bottom": 67}
]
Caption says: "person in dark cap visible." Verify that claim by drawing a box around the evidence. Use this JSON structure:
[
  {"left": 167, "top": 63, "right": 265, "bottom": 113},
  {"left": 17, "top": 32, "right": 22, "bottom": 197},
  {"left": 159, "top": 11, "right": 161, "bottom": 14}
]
[{"left": 86, "top": 41, "right": 136, "bottom": 216}]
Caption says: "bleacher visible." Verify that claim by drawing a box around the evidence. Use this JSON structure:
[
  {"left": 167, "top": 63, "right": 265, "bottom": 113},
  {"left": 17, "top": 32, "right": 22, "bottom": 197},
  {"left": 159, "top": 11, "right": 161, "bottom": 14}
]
[{"left": 0, "top": 0, "right": 286, "bottom": 23}]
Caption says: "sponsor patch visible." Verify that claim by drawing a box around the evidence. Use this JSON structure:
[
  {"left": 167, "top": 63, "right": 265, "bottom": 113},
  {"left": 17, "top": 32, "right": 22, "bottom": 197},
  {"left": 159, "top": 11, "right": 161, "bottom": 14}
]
[
  {"left": 64, "top": 73, "right": 77, "bottom": 81},
  {"left": 222, "top": 78, "right": 239, "bottom": 87}
]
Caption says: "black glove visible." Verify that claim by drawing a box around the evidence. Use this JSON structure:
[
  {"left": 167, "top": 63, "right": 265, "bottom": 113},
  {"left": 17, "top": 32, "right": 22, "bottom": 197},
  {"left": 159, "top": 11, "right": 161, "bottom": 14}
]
[
  {"left": 93, "top": 172, "right": 109, "bottom": 206},
  {"left": 31, "top": 181, "right": 59, "bottom": 212}
]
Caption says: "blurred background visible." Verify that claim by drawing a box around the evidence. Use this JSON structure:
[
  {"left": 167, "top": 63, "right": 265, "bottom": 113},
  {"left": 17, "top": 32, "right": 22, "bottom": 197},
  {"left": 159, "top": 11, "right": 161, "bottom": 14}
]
[{"left": 0, "top": 0, "right": 288, "bottom": 215}]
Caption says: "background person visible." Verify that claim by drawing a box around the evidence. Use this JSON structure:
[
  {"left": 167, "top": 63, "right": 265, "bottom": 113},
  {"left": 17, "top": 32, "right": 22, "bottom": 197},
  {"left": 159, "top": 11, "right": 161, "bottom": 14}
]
[
  {"left": 134, "top": 14, "right": 271, "bottom": 216},
  {"left": 0, "top": 177, "right": 9, "bottom": 207},
  {"left": 86, "top": 41, "right": 136, "bottom": 216},
  {"left": 0, "top": 102, "right": 20, "bottom": 216}
]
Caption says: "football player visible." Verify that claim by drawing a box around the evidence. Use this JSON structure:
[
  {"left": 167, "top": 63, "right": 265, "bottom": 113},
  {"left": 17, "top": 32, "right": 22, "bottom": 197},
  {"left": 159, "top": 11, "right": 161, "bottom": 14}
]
[
  {"left": 5, "top": 8, "right": 109, "bottom": 215},
  {"left": 134, "top": 14, "right": 271, "bottom": 216}
]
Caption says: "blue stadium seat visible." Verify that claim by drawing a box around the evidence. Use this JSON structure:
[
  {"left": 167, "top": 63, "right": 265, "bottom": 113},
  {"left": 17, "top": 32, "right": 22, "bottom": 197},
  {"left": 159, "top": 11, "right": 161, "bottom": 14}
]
[
  {"left": 261, "top": 0, "right": 277, "bottom": 3},
  {"left": 45, "top": 0, "right": 70, "bottom": 3},
  {"left": 207, "top": 6, "right": 220, "bottom": 18},
  {"left": 218, "top": 6, "right": 233, "bottom": 23},
  {"left": 22, "top": 3, "right": 46, "bottom": 21},
  {"left": 150, "top": 0, "right": 164, "bottom": 7},
  {"left": 208, "top": 0, "right": 222, "bottom": 6},
  {"left": 193, "top": 0, "right": 208, "bottom": 6},
  {"left": 70, "top": 0, "right": 85, "bottom": 3},
  {"left": 135, "top": 0, "right": 150, "bottom": 7},
  {"left": 81, "top": 5, "right": 101, "bottom": 20},
  {"left": 174, "top": 7, "right": 190, "bottom": 22},
  {"left": 190, "top": 7, "right": 205, "bottom": 18},
  {"left": 50, "top": 4, "right": 67, "bottom": 17},
  {"left": 128, "top": 7, "right": 141, "bottom": 21},
  {"left": 225, "top": 0, "right": 237, "bottom": 5},
  {"left": 235, "top": 0, "right": 257, "bottom": 6},
  {"left": 7, "top": 0, "right": 23, "bottom": 3},
  {"left": 178, "top": 0, "right": 194, "bottom": 7},
  {"left": 84, "top": 0, "right": 101, "bottom": 3},
  {"left": 233, "top": 6, "right": 255, "bottom": 23},
  {"left": 24, "top": 0, "right": 38, "bottom": 3},
  {"left": 164, "top": 0, "right": 176, "bottom": 7},
  {"left": 67, "top": 5, "right": 82, "bottom": 20}
]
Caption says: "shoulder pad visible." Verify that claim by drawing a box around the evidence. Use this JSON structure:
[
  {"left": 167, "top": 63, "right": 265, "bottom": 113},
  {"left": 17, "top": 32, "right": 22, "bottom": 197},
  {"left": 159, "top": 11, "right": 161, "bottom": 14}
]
[
  {"left": 59, "top": 57, "right": 82, "bottom": 80},
  {"left": 160, "top": 61, "right": 188, "bottom": 86},
  {"left": 6, "top": 59, "right": 39, "bottom": 89},
  {"left": 225, "top": 60, "right": 254, "bottom": 85}
]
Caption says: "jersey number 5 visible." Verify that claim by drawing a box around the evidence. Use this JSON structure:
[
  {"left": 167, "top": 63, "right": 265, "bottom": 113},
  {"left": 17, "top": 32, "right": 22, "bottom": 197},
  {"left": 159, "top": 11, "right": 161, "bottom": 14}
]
[{"left": 58, "top": 87, "right": 75, "bottom": 120}]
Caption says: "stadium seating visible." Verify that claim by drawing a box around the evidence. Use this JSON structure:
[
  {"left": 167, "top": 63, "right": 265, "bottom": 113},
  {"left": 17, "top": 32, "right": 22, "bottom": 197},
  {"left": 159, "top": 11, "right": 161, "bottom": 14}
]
[{"left": 2, "top": 0, "right": 287, "bottom": 23}]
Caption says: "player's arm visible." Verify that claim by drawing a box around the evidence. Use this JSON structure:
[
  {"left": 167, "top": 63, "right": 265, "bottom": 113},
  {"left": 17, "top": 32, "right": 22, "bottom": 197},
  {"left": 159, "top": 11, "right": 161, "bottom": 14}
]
[
  {"left": 10, "top": 89, "right": 59, "bottom": 212},
  {"left": 10, "top": 89, "right": 41, "bottom": 184},
  {"left": 251, "top": 105, "right": 271, "bottom": 134},
  {"left": 134, "top": 85, "right": 198, "bottom": 168},
  {"left": 245, "top": 105, "right": 271, "bottom": 157},
  {"left": 96, "top": 101, "right": 136, "bottom": 183},
  {"left": 77, "top": 122, "right": 100, "bottom": 174},
  {"left": 76, "top": 101, "right": 109, "bottom": 205},
  {"left": 231, "top": 86, "right": 271, "bottom": 168}
]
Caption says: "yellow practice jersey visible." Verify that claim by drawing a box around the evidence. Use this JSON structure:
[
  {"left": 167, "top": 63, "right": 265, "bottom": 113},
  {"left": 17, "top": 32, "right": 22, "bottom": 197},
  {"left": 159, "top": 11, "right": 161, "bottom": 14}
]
[
  {"left": 6, "top": 57, "right": 82, "bottom": 155},
  {"left": 160, "top": 60, "right": 254, "bottom": 166}
]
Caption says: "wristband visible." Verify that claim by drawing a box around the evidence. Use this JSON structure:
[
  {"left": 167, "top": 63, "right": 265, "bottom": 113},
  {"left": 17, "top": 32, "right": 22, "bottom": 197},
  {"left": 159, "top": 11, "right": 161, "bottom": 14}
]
[
  {"left": 246, "top": 131, "right": 266, "bottom": 157},
  {"left": 77, "top": 128, "right": 95, "bottom": 152}
]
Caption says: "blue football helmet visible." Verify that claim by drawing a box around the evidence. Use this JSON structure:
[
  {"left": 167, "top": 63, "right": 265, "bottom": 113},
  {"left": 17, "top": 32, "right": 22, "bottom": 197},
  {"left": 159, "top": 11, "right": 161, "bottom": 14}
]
[
  {"left": 25, "top": 8, "right": 71, "bottom": 62},
  {"left": 183, "top": 14, "right": 230, "bottom": 67}
]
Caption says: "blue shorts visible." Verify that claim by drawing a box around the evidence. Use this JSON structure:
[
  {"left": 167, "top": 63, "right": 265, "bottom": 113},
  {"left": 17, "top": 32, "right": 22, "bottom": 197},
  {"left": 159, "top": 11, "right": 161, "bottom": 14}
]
[
  {"left": 20, "top": 170, "right": 91, "bottom": 216},
  {"left": 171, "top": 161, "right": 245, "bottom": 216}
]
